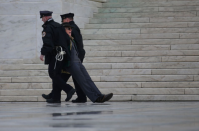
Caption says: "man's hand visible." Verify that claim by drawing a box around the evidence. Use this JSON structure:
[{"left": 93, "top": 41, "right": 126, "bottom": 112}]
[{"left": 40, "top": 55, "right": 44, "bottom": 61}]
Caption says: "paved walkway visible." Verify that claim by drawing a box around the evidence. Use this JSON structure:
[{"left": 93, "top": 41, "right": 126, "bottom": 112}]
[{"left": 0, "top": 102, "right": 199, "bottom": 131}]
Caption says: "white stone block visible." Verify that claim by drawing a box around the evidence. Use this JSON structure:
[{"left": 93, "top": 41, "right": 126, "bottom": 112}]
[
  {"left": 131, "top": 39, "right": 199, "bottom": 45},
  {"left": 0, "top": 16, "right": 36, "bottom": 59},
  {"left": 162, "top": 56, "right": 199, "bottom": 62},
  {"left": 85, "top": 51, "right": 122, "bottom": 57},
  {"left": 84, "top": 57, "right": 161, "bottom": 63},
  {"left": 81, "top": 29, "right": 140, "bottom": 34},
  {"left": 0, "top": 77, "right": 12, "bottom": 83},
  {"left": 83, "top": 40, "right": 131, "bottom": 46},
  {"left": 100, "top": 88, "right": 184, "bottom": 95},
  {"left": 141, "top": 82, "right": 199, "bottom": 88},
  {"left": 152, "top": 69, "right": 199, "bottom": 75},
  {"left": 122, "top": 50, "right": 199, "bottom": 57},
  {"left": 102, "top": 69, "right": 151, "bottom": 75},
  {"left": 94, "top": 82, "right": 141, "bottom": 88},
  {"left": 85, "top": 45, "right": 170, "bottom": 51},
  {"left": 90, "top": 18, "right": 131, "bottom": 23},
  {"left": 112, "top": 62, "right": 199, "bottom": 69},
  {"left": 101, "top": 75, "right": 193, "bottom": 82},
  {"left": 150, "top": 17, "right": 199, "bottom": 22},
  {"left": 171, "top": 44, "right": 199, "bottom": 50},
  {"left": 0, "top": 64, "right": 48, "bottom": 70},
  {"left": 85, "top": 23, "right": 187, "bottom": 29},
  {"left": 141, "top": 28, "right": 199, "bottom": 34},
  {"left": 185, "top": 88, "right": 199, "bottom": 94},
  {"left": 99, "top": 7, "right": 158, "bottom": 13}
]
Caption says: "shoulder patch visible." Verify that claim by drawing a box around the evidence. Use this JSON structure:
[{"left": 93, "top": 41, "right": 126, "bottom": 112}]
[{"left": 42, "top": 32, "right": 46, "bottom": 37}]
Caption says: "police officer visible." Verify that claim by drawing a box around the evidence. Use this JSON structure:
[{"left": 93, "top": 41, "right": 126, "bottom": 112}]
[
  {"left": 39, "top": 11, "right": 75, "bottom": 103},
  {"left": 42, "top": 13, "right": 87, "bottom": 103},
  {"left": 61, "top": 22, "right": 113, "bottom": 103},
  {"left": 60, "top": 13, "right": 87, "bottom": 103}
]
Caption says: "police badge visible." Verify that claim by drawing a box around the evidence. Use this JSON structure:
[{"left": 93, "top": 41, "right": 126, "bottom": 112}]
[{"left": 42, "top": 32, "right": 46, "bottom": 37}]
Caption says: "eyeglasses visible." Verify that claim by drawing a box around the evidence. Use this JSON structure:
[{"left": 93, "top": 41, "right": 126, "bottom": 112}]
[{"left": 66, "top": 27, "right": 72, "bottom": 30}]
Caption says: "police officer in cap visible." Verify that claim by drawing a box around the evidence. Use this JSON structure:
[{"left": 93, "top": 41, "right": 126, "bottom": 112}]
[
  {"left": 42, "top": 13, "right": 87, "bottom": 103},
  {"left": 60, "top": 22, "right": 113, "bottom": 103},
  {"left": 40, "top": 11, "right": 75, "bottom": 103},
  {"left": 60, "top": 13, "right": 87, "bottom": 103}
]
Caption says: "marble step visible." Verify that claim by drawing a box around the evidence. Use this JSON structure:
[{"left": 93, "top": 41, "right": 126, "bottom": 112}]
[
  {"left": 84, "top": 39, "right": 199, "bottom": 45},
  {"left": 0, "top": 63, "right": 112, "bottom": 70},
  {"left": 171, "top": 44, "right": 199, "bottom": 50},
  {"left": 1, "top": 75, "right": 196, "bottom": 83},
  {"left": 98, "top": 7, "right": 159, "bottom": 13},
  {"left": 0, "top": 69, "right": 151, "bottom": 77},
  {"left": 82, "top": 28, "right": 199, "bottom": 34},
  {"left": 141, "top": 28, "right": 199, "bottom": 33},
  {"left": 132, "top": 95, "right": 199, "bottom": 101},
  {"left": 122, "top": 50, "right": 199, "bottom": 56},
  {"left": 0, "top": 82, "right": 142, "bottom": 89},
  {"left": 162, "top": 56, "right": 199, "bottom": 62},
  {"left": 10, "top": 76, "right": 100, "bottom": 83},
  {"left": 102, "top": 1, "right": 199, "bottom": 7},
  {"left": 1, "top": 82, "right": 199, "bottom": 90},
  {"left": 84, "top": 56, "right": 162, "bottom": 63},
  {"left": 94, "top": 12, "right": 196, "bottom": 18},
  {"left": 2, "top": 68, "right": 199, "bottom": 77},
  {"left": 112, "top": 62, "right": 199, "bottom": 69},
  {"left": 0, "top": 88, "right": 189, "bottom": 96},
  {"left": 101, "top": 75, "right": 194, "bottom": 82},
  {"left": 84, "top": 45, "right": 170, "bottom": 51},
  {"left": 82, "top": 34, "right": 179, "bottom": 40},
  {"left": 89, "top": 17, "right": 199, "bottom": 23},
  {"left": 85, "top": 22, "right": 189, "bottom": 29},
  {"left": 86, "top": 50, "right": 199, "bottom": 57},
  {"left": 81, "top": 29, "right": 140, "bottom": 34}
]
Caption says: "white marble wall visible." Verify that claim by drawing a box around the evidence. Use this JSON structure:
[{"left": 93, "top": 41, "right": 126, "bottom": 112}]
[{"left": 0, "top": 0, "right": 102, "bottom": 59}]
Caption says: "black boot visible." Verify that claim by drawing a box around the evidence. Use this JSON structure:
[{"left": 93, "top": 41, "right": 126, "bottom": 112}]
[
  {"left": 95, "top": 93, "right": 113, "bottom": 103},
  {"left": 65, "top": 88, "right": 76, "bottom": 102},
  {"left": 46, "top": 98, "right": 61, "bottom": 103},
  {"left": 42, "top": 93, "right": 52, "bottom": 100},
  {"left": 72, "top": 98, "right": 87, "bottom": 103}
]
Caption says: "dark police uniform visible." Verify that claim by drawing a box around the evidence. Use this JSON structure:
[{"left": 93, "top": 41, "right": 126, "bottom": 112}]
[
  {"left": 61, "top": 22, "right": 113, "bottom": 103},
  {"left": 40, "top": 11, "right": 73, "bottom": 102},
  {"left": 60, "top": 13, "right": 87, "bottom": 102}
]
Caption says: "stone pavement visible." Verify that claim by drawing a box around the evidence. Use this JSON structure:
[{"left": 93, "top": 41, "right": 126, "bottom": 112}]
[{"left": 0, "top": 102, "right": 199, "bottom": 131}]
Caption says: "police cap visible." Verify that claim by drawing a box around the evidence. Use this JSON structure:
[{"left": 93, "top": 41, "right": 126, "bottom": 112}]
[
  {"left": 40, "top": 11, "right": 53, "bottom": 18},
  {"left": 60, "top": 13, "right": 74, "bottom": 21}
]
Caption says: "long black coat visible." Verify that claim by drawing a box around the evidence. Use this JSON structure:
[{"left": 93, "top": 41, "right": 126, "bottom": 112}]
[
  {"left": 41, "top": 19, "right": 71, "bottom": 64},
  {"left": 69, "top": 21, "right": 86, "bottom": 62}
]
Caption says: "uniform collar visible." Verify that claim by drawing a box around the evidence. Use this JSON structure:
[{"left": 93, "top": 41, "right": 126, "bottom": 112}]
[{"left": 42, "top": 18, "right": 54, "bottom": 28}]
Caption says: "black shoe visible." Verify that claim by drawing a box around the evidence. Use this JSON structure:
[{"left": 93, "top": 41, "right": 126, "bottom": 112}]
[
  {"left": 65, "top": 88, "right": 76, "bottom": 102},
  {"left": 46, "top": 98, "right": 61, "bottom": 103},
  {"left": 72, "top": 98, "right": 87, "bottom": 103},
  {"left": 42, "top": 94, "right": 52, "bottom": 100},
  {"left": 95, "top": 93, "right": 113, "bottom": 103}
]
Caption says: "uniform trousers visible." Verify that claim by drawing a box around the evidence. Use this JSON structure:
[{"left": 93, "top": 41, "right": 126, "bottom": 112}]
[{"left": 48, "top": 56, "right": 73, "bottom": 100}]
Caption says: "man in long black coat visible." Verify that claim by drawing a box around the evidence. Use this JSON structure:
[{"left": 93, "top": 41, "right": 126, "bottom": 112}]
[{"left": 40, "top": 11, "right": 75, "bottom": 103}]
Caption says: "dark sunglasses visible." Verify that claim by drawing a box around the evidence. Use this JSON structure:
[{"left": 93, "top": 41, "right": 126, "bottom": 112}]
[{"left": 65, "top": 27, "right": 72, "bottom": 30}]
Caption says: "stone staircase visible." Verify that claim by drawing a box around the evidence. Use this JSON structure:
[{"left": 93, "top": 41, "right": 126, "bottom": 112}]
[{"left": 1, "top": 0, "right": 199, "bottom": 101}]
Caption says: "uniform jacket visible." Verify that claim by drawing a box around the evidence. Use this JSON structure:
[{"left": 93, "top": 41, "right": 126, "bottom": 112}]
[
  {"left": 69, "top": 21, "right": 86, "bottom": 62},
  {"left": 41, "top": 19, "right": 71, "bottom": 64}
]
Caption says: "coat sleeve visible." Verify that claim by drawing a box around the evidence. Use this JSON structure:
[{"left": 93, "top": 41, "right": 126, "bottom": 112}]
[
  {"left": 41, "top": 27, "right": 54, "bottom": 55},
  {"left": 72, "top": 29, "right": 85, "bottom": 61}
]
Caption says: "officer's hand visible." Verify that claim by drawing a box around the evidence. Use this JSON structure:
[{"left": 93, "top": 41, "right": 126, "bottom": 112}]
[{"left": 40, "top": 55, "right": 44, "bottom": 61}]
